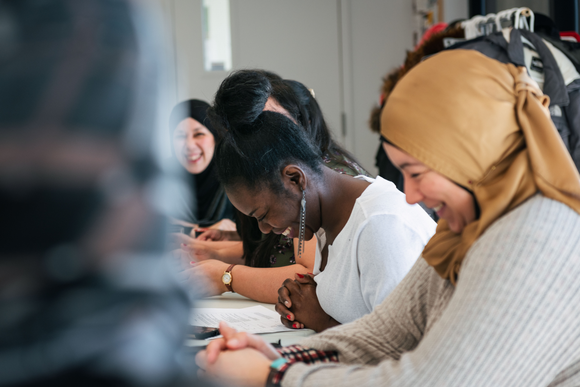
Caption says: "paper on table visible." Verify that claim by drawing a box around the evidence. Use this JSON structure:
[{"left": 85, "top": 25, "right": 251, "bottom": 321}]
[{"left": 190, "top": 305, "right": 295, "bottom": 334}]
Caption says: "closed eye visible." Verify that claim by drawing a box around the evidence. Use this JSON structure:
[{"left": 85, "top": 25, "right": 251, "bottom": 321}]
[{"left": 257, "top": 212, "right": 267, "bottom": 222}]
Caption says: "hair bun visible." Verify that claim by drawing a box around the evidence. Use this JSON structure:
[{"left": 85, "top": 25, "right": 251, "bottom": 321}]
[{"left": 208, "top": 70, "right": 273, "bottom": 138}]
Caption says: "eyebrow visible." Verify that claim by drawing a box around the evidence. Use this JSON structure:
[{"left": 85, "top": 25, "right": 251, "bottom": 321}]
[{"left": 399, "top": 162, "right": 422, "bottom": 170}]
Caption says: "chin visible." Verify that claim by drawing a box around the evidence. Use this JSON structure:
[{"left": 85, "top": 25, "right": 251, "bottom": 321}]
[
  {"left": 186, "top": 164, "right": 208, "bottom": 175},
  {"left": 448, "top": 223, "right": 465, "bottom": 234}
]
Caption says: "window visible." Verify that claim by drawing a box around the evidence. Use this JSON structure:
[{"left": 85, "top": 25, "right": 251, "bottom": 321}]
[{"left": 202, "top": 0, "right": 232, "bottom": 72}]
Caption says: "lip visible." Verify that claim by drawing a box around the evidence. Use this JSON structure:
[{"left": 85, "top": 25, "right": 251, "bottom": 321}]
[
  {"left": 185, "top": 154, "right": 202, "bottom": 163},
  {"left": 433, "top": 203, "right": 445, "bottom": 216},
  {"left": 432, "top": 203, "right": 443, "bottom": 212},
  {"left": 280, "top": 227, "right": 295, "bottom": 238}
]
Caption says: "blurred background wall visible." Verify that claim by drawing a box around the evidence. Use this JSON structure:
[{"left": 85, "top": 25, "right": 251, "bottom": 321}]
[{"left": 156, "top": 0, "right": 576, "bottom": 175}]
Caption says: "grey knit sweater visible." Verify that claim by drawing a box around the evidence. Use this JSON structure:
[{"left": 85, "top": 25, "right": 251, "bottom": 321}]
[{"left": 283, "top": 195, "right": 580, "bottom": 387}]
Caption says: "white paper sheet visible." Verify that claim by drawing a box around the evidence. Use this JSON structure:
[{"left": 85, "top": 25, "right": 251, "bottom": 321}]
[{"left": 190, "top": 305, "right": 295, "bottom": 334}]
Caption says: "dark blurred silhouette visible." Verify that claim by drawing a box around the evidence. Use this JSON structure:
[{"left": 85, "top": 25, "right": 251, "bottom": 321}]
[{"left": 0, "top": 0, "right": 203, "bottom": 385}]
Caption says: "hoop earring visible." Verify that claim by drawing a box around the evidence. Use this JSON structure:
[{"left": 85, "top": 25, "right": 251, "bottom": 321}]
[{"left": 298, "top": 189, "right": 306, "bottom": 260}]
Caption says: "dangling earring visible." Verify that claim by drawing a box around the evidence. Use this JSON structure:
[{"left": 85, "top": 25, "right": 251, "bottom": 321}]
[{"left": 298, "top": 189, "right": 306, "bottom": 260}]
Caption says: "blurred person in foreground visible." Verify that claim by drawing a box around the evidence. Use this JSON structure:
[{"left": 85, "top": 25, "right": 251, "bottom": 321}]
[{"left": 0, "top": 0, "right": 199, "bottom": 385}]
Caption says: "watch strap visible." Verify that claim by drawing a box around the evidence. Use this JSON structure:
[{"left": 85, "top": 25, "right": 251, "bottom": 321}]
[{"left": 224, "top": 263, "right": 236, "bottom": 292}]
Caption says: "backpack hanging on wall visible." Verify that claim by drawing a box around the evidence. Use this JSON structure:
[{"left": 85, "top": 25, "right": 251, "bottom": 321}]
[{"left": 446, "top": 26, "right": 580, "bottom": 172}]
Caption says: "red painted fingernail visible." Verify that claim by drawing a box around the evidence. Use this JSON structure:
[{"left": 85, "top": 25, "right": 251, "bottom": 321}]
[
  {"left": 292, "top": 323, "right": 298, "bottom": 328},
  {"left": 296, "top": 273, "right": 304, "bottom": 278},
  {"left": 181, "top": 243, "right": 187, "bottom": 247},
  {"left": 190, "top": 261, "right": 195, "bottom": 265},
  {"left": 286, "top": 314, "right": 292, "bottom": 320}
]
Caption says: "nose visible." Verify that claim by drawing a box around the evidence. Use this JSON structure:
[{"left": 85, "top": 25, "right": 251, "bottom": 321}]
[
  {"left": 185, "top": 135, "right": 199, "bottom": 151},
  {"left": 257, "top": 219, "right": 273, "bottom": 234},
  {"left": 403, "top": 177, "right": 423, "bottom": 205}
]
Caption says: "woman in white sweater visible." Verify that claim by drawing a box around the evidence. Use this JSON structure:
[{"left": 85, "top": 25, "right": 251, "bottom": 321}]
[{"left": 195, "top": 50, "right": 580, "bottom": 387}]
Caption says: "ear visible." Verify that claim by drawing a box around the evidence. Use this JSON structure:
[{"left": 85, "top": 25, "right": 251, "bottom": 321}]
[{"left": 281, "top": 165, "right": 307, "bottom": 192}]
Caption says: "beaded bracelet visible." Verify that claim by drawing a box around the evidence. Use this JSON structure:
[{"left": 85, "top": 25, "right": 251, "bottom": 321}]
[{"left": 266, "top": 358, "right": 291, "bottom": 387}]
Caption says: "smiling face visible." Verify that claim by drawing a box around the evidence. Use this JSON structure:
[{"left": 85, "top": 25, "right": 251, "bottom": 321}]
[
  {"left": 383, "top": 143, "right": 476, "bottom": 233},
  {"left": 173, "top": 117, "right": 215, "bottom": 174},
  {"left": 225, "top": 168, "right": 318, "bottom": 241}
]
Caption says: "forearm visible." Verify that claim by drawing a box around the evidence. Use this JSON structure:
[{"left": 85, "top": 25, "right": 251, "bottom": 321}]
[
  {"left": 205, "top": 240, "right": 243, "bottom": 251},
  {"left": 232, "top": 264, "right": 309, "bottom": 304},
  {"left": 312, "top": 317, "right": 340, "bottom": 333},
  {"left": 212, "top": 242, "right": 245, "bottom": 264},
  {"left": 220, "top": 230, "right": 241, "bottom": 241},
  {"left": 298, "top": 259, "right": 437, "bottom": 363}
]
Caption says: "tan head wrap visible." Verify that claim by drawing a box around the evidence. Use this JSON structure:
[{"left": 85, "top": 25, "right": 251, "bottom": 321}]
[{"left": 381, "top": 50, "right": 580, "bottom": 285}]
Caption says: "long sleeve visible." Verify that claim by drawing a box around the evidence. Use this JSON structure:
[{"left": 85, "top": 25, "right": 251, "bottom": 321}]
[
  {"left": 299, "top": 257, "right": 451, "bottom": 365},
  {"left": 283, "top": 195, "right": 580, "bottom": 387}
]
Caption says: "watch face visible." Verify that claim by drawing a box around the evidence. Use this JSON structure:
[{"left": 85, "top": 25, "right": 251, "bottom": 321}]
[{"left": 222, "top": 273, "right": 232, "bottom": 284}]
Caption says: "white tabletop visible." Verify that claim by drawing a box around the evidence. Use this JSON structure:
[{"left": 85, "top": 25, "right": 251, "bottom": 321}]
[{"left": 186, "top": 292, "right": 315, "bottom": 347}]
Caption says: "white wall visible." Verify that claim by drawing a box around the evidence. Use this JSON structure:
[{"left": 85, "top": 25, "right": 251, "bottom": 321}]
[
  {"left": 164, "top": 0, "right": 345, "bottom": 161},
  {"left": 444, "top": 0, "right": 469, "bottom": 23},
  {"left": 230, "top": 0, "right": 343, "bottom": 144},
  {"left": 341, "top": 0, "right": 416, "bottom": 174},
  {"left": 160, "top": 0, "right": 468, "bottom": 174}
]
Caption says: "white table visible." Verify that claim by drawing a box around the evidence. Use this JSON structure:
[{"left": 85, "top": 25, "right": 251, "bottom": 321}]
[{"left": 186, "top": 292, "right": 315, "bottom": 347}]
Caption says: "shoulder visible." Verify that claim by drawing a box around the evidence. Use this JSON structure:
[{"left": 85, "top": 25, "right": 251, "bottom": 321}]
[
  {"left": 466, "top": 194, "right": 580, "bottom": 271},
  {"left": 478, "top": 194, "right": 579, "bottom": 242},
  {"left": 354, "top": 176, "right": 396, "bottom": 209},
  {"left": 356, "top": 176, "right": 406, "bottom": 205},
  {"left": 354, "top": 177, "right": 436, "bottom": 234}
]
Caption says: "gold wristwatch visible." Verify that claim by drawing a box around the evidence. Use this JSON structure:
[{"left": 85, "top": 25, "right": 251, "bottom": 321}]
[{"left": 222, "top": 264, "right": 236, "bottom": 292}]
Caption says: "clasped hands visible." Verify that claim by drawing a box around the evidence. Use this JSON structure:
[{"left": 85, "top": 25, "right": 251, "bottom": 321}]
[
  {"left": 275, "top": 273, "right": 339, "bottom": 333},
  {"left": 195, "top": 321, "right": 279, "bottom": 387}
]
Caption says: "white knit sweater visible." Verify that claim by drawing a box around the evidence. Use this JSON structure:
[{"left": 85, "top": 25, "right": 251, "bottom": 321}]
[{"left": 283, "top": 194, "right": 580, "bottom": 387}]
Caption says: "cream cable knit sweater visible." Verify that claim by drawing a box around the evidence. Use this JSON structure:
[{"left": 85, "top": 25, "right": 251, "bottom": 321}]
[{"left": 283, "top": 194, "right": 580, "bottom": 387}]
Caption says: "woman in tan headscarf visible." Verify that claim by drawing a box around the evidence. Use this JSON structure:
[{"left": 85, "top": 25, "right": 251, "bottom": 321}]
[
  {"left": 382, "top": 49, "right": 580, "bottom": 285},
  {"left": 194, "top": 50, "right": 580, "bottom": 387}
]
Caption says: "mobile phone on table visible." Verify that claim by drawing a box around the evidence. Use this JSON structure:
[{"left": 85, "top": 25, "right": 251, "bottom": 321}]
[{"left": 190, "top": 326, "right": 220, "bottom": 340}]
